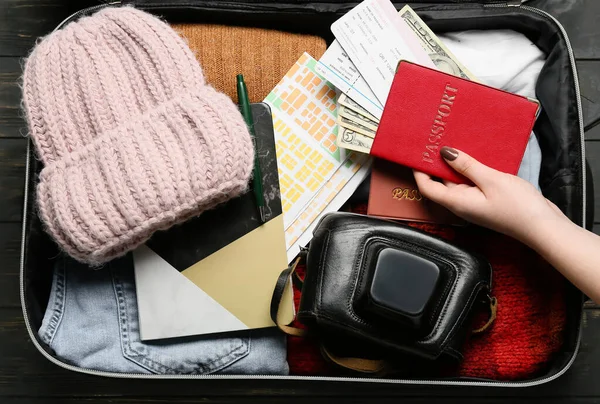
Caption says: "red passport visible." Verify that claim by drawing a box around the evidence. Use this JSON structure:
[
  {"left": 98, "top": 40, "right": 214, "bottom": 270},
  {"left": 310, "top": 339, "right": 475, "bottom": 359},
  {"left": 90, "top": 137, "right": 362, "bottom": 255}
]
[{"left": 371, "top": 61, "right": 540, "bottom": 184}]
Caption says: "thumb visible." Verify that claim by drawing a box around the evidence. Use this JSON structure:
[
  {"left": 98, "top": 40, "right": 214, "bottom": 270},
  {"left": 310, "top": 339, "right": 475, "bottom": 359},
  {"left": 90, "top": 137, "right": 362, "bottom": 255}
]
[{"left": 440, "top": 146, "right": 498, "bottom": 187}]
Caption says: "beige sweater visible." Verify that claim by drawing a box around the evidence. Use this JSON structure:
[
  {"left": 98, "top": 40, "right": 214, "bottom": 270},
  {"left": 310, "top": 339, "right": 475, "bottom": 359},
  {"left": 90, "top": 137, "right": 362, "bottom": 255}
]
[{"left": 175, "top": 24, "right": 327, "bottom": 102}]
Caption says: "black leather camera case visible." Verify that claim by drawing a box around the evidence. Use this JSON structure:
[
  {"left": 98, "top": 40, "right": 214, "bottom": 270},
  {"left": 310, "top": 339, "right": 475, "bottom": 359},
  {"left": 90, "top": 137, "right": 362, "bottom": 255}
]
[{"left": 298, "top": 212, "right": 492, "bottom": 361}]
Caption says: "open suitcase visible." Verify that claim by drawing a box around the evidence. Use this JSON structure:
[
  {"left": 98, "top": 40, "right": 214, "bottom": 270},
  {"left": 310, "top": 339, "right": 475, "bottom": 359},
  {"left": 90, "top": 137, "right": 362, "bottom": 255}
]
[{"left": 20, "top": 0, "right": 595, "bottom": 388}]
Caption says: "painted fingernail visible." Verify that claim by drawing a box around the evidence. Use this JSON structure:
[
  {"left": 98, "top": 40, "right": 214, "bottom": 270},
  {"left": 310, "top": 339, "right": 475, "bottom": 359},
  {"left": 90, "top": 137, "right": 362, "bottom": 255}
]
[{"left": 440, "top": 146, "right": 459, "bottom": 161}]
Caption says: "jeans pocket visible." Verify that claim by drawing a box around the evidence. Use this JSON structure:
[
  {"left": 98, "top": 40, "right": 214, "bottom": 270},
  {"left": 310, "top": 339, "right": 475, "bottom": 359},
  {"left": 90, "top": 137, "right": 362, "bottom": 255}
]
[
  {"left": 38, "top": 260, "right": 67, "bottom": 346},
  {"left": 112, "top": 264, "right": 250, "bottom": 375}
]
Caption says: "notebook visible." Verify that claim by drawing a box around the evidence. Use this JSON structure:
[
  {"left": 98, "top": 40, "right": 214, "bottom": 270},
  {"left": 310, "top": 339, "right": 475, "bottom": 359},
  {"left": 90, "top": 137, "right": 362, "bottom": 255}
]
[
  {"left": 371, "top": 61, "right": 540, "bottom": 184},
  {"left": 133, "top": 103, "right": 294, "bottom": 341}
]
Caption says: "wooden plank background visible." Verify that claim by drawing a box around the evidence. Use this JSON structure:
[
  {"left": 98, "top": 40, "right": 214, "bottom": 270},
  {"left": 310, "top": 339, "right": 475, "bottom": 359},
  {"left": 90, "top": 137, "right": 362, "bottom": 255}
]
[{"left": 0, "top": 0, "right": 600, "bottom": 402}]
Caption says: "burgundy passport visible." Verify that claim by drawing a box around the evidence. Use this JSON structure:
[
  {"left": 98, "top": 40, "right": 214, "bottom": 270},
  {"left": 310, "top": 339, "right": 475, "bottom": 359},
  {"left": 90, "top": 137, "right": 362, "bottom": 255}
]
[
  {"left": 371, "top": 61, "right": 540, "bottom": 184},
  {"left": 367, "top": 159, "right": 463, "bottom": 225}
]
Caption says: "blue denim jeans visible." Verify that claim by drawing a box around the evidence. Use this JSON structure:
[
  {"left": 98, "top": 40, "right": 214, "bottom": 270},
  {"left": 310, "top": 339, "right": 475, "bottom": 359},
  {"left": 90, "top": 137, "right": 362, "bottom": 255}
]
[{"left": 39, "top": 256, "right": 288, "bottom": 375}]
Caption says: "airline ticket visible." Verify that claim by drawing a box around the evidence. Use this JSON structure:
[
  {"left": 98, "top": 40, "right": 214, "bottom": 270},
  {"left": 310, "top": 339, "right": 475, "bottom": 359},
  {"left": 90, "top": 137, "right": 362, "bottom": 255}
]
[
  {"left": 315, "top": 40, "right": 384, "bottom": 119},
  {"left": 331, "top": 0, "right": 435, "bottom": 105}
]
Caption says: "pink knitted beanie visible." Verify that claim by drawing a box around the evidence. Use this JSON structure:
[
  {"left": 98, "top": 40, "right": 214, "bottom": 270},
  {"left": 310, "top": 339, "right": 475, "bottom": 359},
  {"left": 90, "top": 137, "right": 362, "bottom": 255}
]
[{"left": 22, "top": 7, "right": 254, "bottom": 265}]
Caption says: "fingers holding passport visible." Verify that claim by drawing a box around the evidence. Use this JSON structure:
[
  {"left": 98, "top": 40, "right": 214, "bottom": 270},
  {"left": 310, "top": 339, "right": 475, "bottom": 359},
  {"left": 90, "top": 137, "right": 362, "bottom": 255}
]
[
  {"left": 414, "top": 147, "right": 492, "bottom": 201},
  {"left": 439, "top": 147, "right": 501, "bottom": 190},
  {"left": 414, "top": 146, "right": 562, "bottom": 246},
  {"left": 413, "top": 170, "right": 451, "bottom": 203},
  {"left": 414, "top": 147, "right": 492, "bottom": 219}
]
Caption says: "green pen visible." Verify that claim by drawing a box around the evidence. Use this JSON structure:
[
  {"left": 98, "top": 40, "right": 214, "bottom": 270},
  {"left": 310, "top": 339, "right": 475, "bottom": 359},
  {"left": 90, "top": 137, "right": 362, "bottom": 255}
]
[{"left": 237, "top": 74, "right": 267, "bottom": 223}]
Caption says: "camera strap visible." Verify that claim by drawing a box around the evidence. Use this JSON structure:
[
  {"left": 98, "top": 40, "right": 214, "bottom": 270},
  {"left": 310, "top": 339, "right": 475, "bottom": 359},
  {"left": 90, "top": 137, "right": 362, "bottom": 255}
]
[{"left": 270, "top": 253, "right": 496, "bottom": 375}]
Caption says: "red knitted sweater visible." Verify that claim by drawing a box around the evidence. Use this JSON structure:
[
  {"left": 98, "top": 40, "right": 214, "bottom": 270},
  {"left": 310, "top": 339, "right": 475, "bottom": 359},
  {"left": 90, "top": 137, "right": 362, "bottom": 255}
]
[{"left": 286, "top": 205, "right": 568, "bottom": 381}]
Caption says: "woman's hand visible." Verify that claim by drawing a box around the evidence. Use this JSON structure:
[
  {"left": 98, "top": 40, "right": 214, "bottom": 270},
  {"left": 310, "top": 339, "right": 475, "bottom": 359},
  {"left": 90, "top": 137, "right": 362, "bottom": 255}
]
[
  {"left": 415, "top": 146, "right": 600, "bottom": 303},
  {"left": 413, "top": 146, "right": 568, "bottom": 246}
]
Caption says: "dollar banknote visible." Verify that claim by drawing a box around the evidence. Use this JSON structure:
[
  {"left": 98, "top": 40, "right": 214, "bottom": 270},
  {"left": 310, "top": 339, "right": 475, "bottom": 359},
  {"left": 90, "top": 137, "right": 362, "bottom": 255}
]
[
  {"left": 336, "top": 127, "right": 373, "bottom": 154},
  {"left": 399, "top": 5, "right": 477, "bottom": 81},
  {"left": 338, "top": 94, "right": 380, "bottom": 122},
  {"left": 337, "top": 114, "right": 377, "bottom": 138},
  {"left": 338, "top": 105, "right": 379, "bottom": 132}
]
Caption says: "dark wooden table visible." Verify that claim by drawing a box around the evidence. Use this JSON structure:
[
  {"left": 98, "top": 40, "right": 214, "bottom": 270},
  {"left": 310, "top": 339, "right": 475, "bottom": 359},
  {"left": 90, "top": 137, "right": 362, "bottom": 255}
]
[{"left": 1, "top": 0, "right": 600, "bottom": 403}]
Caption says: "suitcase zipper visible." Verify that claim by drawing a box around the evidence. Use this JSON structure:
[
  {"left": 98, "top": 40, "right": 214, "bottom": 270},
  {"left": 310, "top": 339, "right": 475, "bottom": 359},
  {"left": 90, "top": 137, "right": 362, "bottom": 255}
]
[{"left": 18, "top": 0, "right": 583, "bottom": 387}]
